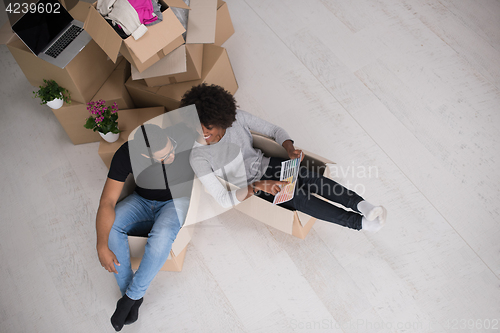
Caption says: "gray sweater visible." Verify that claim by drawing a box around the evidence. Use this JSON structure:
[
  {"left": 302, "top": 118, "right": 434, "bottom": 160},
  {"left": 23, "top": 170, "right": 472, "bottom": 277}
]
[{"left": 189, "top": 110, "right": 292, "bottom": 208}]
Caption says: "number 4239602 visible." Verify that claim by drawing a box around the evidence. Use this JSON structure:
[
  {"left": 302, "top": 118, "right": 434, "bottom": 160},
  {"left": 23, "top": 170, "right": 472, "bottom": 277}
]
[
  {"left": 5, "top": 2, "right": 61, "bottom": 14},
  {"left": 445, "top": 319, "right": 499, "bottom": 330}
]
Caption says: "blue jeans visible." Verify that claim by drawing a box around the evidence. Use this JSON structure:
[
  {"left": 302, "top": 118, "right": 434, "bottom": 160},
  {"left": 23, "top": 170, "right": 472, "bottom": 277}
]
[
  {"left": 108, "top": 192, "right": 190, "bottom": 300},
  {"left": 257, "top": 157, "right": 364, "bottom": 230}
]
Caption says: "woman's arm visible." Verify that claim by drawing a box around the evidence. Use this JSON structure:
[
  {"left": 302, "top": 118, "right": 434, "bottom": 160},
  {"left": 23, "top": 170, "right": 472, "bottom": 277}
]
[
  {"left": 197, "top": 171, "right": 287, "bottom": 208},
  {"left": 190, "top": 152, "right": 286, "bottom": 208},
  {"left": 238, "top": 110, "right": 292, "bottom": 146},
  {"left": 239, "top": 110, "right": 304, "bottom": 161}
]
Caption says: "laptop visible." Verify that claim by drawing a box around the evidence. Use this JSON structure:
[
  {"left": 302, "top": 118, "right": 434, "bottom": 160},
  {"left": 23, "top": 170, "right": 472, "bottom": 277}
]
[{"left": 11, "top": 0, "right": 91, "bottom": 69}]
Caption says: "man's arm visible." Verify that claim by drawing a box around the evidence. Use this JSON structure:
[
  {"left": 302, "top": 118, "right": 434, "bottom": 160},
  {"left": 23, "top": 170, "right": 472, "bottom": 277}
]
[{"left": 96, "top": 178, "right": 125, "bottom": 273}]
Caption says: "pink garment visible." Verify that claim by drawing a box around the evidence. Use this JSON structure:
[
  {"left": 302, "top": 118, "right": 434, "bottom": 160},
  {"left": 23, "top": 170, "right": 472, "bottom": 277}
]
[{"left": 127, "top": 0, "right": 158, "bottom": 25}]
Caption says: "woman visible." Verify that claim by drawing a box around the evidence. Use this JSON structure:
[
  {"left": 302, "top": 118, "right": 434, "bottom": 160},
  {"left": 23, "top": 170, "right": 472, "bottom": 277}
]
[{"left": 181, "top": 84, "right": 387, "bottom": 232}]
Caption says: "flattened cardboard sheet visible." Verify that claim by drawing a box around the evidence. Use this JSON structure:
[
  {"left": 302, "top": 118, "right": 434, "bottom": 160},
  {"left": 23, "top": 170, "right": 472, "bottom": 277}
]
[
  {"left": 131, "top": 44, "right": 203, "bottom": 87},
  {"left": 131, "top": 45, "right": 187, "bottom": 80},
  {"left": 214, "top": 1, "right": 235, "bottom": 46},
  {"left": 186, "top": 0, "right": 217, "bottom": 44}
]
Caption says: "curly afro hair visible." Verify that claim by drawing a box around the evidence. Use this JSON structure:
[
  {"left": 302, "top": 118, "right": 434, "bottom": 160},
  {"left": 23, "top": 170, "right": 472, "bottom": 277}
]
[{"left": 179, "top": 83, "right": 237, "bottom": 129}]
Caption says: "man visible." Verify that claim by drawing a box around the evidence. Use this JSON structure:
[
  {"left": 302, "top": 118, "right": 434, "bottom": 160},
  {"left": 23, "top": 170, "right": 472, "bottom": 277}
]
[{"left": 95, "top": 112, "right": 199, "bottom": 331}]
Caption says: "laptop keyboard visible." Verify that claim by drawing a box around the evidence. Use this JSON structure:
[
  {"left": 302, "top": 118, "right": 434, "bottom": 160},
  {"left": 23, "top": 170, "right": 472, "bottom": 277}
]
[{"left": 45, "top": 25, "right": 84, "bottom": 58}]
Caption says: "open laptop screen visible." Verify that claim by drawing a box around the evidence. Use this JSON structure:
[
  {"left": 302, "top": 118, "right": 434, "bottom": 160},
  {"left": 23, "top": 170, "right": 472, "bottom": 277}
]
[{"left": 12, "top": 0, "right": 73, "bottom": 55}]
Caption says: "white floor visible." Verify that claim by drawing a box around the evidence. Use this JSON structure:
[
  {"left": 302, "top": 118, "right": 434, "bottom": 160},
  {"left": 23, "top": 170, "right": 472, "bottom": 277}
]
[{"left": 1, "top": 0, "right": 500, "bottom": 332}]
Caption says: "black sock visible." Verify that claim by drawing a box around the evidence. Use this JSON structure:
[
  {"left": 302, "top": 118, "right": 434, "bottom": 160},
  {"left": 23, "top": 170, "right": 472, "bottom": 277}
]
[
  {"left": 124, "top": 297, "right": 143, "bottom": 325},
  {"left": 110, "top": 295, "right": 136, "bottom": 331}
]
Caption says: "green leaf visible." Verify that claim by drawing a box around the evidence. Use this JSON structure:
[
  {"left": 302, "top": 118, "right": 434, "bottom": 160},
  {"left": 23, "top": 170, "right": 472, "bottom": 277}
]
[{"left": 84, "top": 117, "right": 96, "bottom": 130}]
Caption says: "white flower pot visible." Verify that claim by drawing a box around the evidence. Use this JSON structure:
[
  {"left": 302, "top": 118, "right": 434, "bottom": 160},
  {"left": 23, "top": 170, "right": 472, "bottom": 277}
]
[
  {"left": 46, "top": 95, "right": 64, "bottom": 109},
  {"left": 99, "top": 131, "right": 120, "bottom": 143}
]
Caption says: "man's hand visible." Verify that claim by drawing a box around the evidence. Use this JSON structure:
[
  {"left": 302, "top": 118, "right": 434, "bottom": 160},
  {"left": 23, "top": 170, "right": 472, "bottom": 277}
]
[
  {"left": 97, "top": 246, "right": 120, "bottom": 274},
  {"left": 255, "top": 180, "right": 289, "bottom": 195}
]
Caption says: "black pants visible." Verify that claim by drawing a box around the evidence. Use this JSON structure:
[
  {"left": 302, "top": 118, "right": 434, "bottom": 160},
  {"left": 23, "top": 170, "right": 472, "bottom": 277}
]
[{"left": 256, "top": 157, "right": 364, "bottom": 230}]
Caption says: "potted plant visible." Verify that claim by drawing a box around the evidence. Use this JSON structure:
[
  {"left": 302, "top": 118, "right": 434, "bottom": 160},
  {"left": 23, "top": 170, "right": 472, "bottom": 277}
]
[
  {"left": 84, "top": 100, "right": 121, "bottom": 143},
  {"left": 33, "top": 79, "right": 71, "bottom": 109}
]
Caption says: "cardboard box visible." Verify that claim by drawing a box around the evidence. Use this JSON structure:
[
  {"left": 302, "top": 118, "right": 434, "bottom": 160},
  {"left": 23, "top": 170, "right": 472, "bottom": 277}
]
[
  {"left": 60, "top": 0, "right": 79, "bottom": 11},
  {"left": 98, "top": 107, "right": 166, "bottom": 168},
  {"left": 183, "top": 132, "right": 335, "bottom": 239},
  {"left": 92, "top": 58, "right": 135, "bottom": 110},
  {"left": 131, "top": 44, "right": 203, "bottom": 87},
  {"left": 51, "top": 58, "right": 135, "bottom": 145},
  {"left": 119, "top": 171, "right": 197, "bottom": 272},
  {"left": 52, "top": 102, "right": 101, "bottom": 145},
  {"left": 125, "top": 44, "right": 238, "bottom": 110},
  {"left": 84, "top": 0, "right": 187, "bottom": 73},
  {"left": 129, "top": 1, "right": 234, "bottom": 86},
  {"left": 129, "top": 224, "right": 195, "bottom": 271},
  {"left": 84, "top": 0, "right": 219, "bottom": 73},
  {"left": 0, "top": 2, "right": 119, "bottom": 104},
  {"left": 237, "top": 133, "right": 334, "bottom": 239}
]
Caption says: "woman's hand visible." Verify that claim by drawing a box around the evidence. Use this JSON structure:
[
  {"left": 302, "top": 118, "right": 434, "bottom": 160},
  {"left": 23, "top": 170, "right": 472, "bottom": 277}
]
[
  {"left": 254, "top": 180, "right": 289, "bottom": 195},
  {"left": 282, "top": 140, "right": 305, "bottom": 161},
  {"left": 287, "top": 149, "right": 304, "bottom": 161}
]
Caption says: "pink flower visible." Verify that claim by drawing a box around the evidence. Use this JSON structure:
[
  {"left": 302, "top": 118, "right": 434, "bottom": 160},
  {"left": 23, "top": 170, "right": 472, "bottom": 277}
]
[{"left": 111, "top": 102, "right": 119, "bottom": 113}]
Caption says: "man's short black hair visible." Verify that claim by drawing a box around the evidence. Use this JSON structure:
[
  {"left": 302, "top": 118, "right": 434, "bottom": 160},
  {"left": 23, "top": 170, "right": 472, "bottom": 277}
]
[
  {"left": 131, "top": 123, "right": 169, "bottom": 155},
  {"left": 179, "top": 83, "right": 237, "bottom": 129}
]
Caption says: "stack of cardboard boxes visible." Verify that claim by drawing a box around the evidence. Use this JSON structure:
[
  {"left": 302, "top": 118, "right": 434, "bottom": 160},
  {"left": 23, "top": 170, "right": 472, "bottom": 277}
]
[
  {"left": 124, "top": 1, "right": 237, "bottom": 110},
  {"left": 1, "top": 0, "right": 236, "bottom": 144},
  {"left": 1, "top": 0, "right": 237, "bottom": 271},
  {"left": 2, "top": 0, "right": 333, "bottom": 272},
  {"left": 0, "top": 1, "right": 135, "bottom": 144}
]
